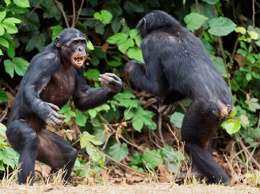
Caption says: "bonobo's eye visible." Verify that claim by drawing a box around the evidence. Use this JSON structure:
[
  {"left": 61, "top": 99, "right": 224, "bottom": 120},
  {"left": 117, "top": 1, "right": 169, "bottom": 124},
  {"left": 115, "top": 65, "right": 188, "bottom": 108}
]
[{"left": 73, "top": 40, "right": 78, "bottom": 44}]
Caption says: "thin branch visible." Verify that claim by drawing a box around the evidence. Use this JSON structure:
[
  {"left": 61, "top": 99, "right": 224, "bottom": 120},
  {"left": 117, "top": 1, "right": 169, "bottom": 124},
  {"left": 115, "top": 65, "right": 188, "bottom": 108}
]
[
  {"left": 18, "top": 0, "right": 43, "bottom": 31},
  {"left": 0, "top": 103, "right": 8, "bottom": 123},
  {"left": 54, "top": 0, "right": 70, "bottom": 27},
  {"left": 237, "top": 135, "right": 260, "bottom": 170},
  {"left": 195, "top": 0, "right": 200, "bottom": 13},
  {"left": 218, "top": 36, "right": 231, "bottom": 91},
  {"left": 75, "top": 0, "right": 85, "bottom": 25},
  {"left": 158, "top": 114, "right": 165, "bottom": 146},
  {"left": 252, "top": 0, "right": 255, "bottom": 28},
  {"left": 71, "top": 0, "right": 76, "bottom": 27}
]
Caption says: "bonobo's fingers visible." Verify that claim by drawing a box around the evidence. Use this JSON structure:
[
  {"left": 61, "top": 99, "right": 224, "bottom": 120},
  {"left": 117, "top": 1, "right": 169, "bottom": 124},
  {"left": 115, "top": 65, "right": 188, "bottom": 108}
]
[
  {"left": 99, "top": 73, "right": 122, "bottom": 93},
  {"left": 46, "top": 102, "right": 60, "bottom": 111},
  {"left": 158, "top": 103, "right": 176, "bottom": 115},
  {"left": 44, "top": 103, "right": 66, "bottom": 127},
  {"left": 46, "top": 110, "right": 66, "bottom": 127}
]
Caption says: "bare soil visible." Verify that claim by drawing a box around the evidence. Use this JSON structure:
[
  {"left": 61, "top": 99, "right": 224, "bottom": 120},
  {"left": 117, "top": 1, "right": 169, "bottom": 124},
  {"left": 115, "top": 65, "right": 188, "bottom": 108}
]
[{"left": 1, "top": 183, "right": 259, "bottom": 194}]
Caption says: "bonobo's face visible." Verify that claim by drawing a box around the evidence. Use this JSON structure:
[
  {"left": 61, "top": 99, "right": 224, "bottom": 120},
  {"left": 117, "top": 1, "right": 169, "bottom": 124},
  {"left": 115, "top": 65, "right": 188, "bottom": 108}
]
[
  {"left": 68, "top": 37, "right": 87, "bottom": 68},
  {"left": 55, "top": 28, "right": 87, "bottom": 68}
]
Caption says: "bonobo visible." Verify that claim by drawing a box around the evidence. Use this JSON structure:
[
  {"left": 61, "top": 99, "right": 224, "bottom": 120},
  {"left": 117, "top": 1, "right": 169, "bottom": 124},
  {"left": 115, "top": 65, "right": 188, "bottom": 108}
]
[
  {"left": 125, "top": 10, "right": 232, "bottom": 185},
  {"left": 6, "top": 28, "right": 122, "bottom": 185}
]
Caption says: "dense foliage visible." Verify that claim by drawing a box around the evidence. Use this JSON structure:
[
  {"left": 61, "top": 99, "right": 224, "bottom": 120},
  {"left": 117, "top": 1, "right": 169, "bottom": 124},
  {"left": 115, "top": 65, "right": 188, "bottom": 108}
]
[{"left": 0, "top": 0, "right": 259, "bottom": 185}]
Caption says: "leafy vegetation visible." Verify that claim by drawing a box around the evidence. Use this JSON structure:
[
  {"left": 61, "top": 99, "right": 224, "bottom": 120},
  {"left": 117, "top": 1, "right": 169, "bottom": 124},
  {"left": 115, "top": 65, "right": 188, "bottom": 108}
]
[{"left": 0, "top": 0, "right": 259, "bottom": 185}]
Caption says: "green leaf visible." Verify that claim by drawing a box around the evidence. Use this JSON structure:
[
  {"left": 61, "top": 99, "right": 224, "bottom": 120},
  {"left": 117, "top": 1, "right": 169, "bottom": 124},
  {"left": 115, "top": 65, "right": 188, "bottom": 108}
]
[
  {"left": 202, "top": 0, "right": 219, "bottom": 5},
  {"left": 113, "top": 91, "right": 140, "bottom": 108},
  {"left": 0, "top": 164, "right": 4, "bottom": 171},
  {"left": 130, "top": 29, "right": 138, "bottom": 38},
  {"left": 42, "top": 1, "right": 61, "bottom": 21},
  {"left": 2, "top": 22, "right": 18, "bottom": 34},
  {"left": 25, "top": 31, "right": 48, "bottom": 52},
  {"left": 108, "top": 56, "right": 122, "bottom": 67},
  {"left": 184, "top": 13, "right": 208, "bottom": 31},
  {"left": 87, "top": 40, "right": 94, "bottom": 50},
  {"left": 4, "top": 59, "right": 14, "bottom": 78},
  {"left": 248, "top": 31, "right": 259, "bottom": 40},
  {"left": 221, "top": 119, "right": 241, "bottom": 135},
  {"left": 0, "top": 123, "right": 7, "bottom": 133},
  {"left": 19, "top": 12, "right": 39, "bottom": 32},
  {"left": 130, "top": 152, "right": 143, "bottom": 166},
  {"left": 84, "top": 68, "right": 100, "bottom": 81},
  {"left": 13, "top": 0, "right": 30, "bottom": 8},
  {"left": 211, "top": 56, "right": 228, "bottom": 77},
  {"left": 246, "top": 73, "right": 252, "bottom": 81},
  {"left": 5, "top": 0, "right": 11, "bottom": 6},
  {"left": 208, "top": 17, "right": 236, "bottom": 36},
  {"left": 3, "top": 17, "right": 21, "bottom": 24},
  {"left": 107, "top": 32, "right": 128, "bottom": 44},
  {"left": 58, "top": 103, "right": 75, "bottom": 123},
  {"left": 0, "top": 11, "right": 6, "bottom": 23},
  {"left": 161, "top": 146, "right": 184, "bottom": 173},
  {"left": 0, "top": 25, "right": 5, "bottom": 36},
  {"left": 80, "top": 131, "right": 103, "bottom": 146},
  {"left": 142, "top": 148, "right": 163, "bottom": 170},
  {"left": 170, "top": 112, "right": 185, "bottom": 128},
  {"left": 0, "top": 89, "right": 8, "bottom": 104},
  {"left": 92, "top": 128, "right": 108, "bottom": 143},
  {"left": 127, "top": 46, "right": 144, "bottom": 61},
  {"left": 0, "top": 37, "right": 9, "bottom": 48},
  {"left": 132, "top": 116, "right": 144, "bottom": 132},
  {"left": 124, "top": 110, "right": 134, "bottom": 120},
  {"left": 12, "top": 57, "right": 29, "bottom": 76},
  {"left": 75, "top": 110, "right": 87, "bottom": 127},
  {"left": 118, "top": 38, "right": 134, "bottom": 53},
  {"left": 50, "top": 25, "right": 63, "bottom": 40},
  {"left": 94, "top": 10, "right": 113, "bottom": 25},
  {"left": 108, "top": 143, "right": 129, "bottom": 161},
  {"left": 87, "top": 109, "right": 97, "bottom": 119},
  {"left": 84, "top": 142, "right": 105, "bottom": 167},
  {"left": 235, "top": 27, "right": 246, "bottom": 35}
]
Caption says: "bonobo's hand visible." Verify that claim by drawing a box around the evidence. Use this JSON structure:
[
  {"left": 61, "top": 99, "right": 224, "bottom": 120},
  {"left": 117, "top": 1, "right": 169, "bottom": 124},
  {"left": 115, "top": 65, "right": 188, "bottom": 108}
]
[
  {"left": 44, "top": 102, "right": 66, "bottom": 127},
  {"left": 124, "top": 60, "right": 145, "bottom": 75},
  {"left": 99, "top": 73, "right": 122, "bottom": 93},
  {"left": 158, "top": 102, "right": 176, "bottom": 116}
]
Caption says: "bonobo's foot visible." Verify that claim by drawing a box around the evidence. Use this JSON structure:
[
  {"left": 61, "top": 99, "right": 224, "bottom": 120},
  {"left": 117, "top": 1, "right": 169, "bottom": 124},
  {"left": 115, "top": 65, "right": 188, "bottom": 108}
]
[
  {"left": 206, "top": 175, "right": 230, "bottom": 185},
  {"left": 173, "top": 169, "right": 205, "bottom": 181}
]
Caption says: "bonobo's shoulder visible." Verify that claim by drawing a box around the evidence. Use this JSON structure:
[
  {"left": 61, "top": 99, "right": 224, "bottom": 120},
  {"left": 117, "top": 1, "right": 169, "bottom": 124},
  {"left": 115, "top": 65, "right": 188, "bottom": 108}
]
[
  {"left": 143, "top": 31, "right": 179, "bottom": 46},
  {"left": 31, "top": 51, "right": 58, "bottom": 64}
]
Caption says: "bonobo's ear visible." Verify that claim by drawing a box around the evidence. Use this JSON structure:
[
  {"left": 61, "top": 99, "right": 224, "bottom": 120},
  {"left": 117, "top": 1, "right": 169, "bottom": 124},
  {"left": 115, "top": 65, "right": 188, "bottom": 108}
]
[
  {"left": 137, "top": 18, "right": 146, "bottom": 31},
  {"left": 55, "top": 37, "right": 62, "bottom": 48}
]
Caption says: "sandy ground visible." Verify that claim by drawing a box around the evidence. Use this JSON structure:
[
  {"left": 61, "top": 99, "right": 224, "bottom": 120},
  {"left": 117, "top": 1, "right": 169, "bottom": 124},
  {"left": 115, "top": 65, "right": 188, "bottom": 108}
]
[{"left": 1, "top": 183, "right": 259, "bottom": 194}]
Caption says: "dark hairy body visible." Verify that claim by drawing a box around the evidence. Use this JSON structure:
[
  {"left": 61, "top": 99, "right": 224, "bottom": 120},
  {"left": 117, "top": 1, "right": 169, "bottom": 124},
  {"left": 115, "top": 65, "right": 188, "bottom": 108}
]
[
  {"left": 125, "top": 10, "right": 232, "bottom": 184},
  {"left": 7, "top": 28, "right": 122, "bottom": 185}
]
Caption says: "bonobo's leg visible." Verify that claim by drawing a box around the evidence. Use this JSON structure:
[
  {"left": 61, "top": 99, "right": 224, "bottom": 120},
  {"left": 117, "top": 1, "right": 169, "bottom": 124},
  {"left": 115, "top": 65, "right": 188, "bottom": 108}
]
[
  {"left": 6, "top": 120, "right": 40, "bottom": 185},
  {"left": 181, "top": 99, "right": 231, "bottom": 185},
  {"left": 37, "top": 129, "right": 77, "bottom": 183}
]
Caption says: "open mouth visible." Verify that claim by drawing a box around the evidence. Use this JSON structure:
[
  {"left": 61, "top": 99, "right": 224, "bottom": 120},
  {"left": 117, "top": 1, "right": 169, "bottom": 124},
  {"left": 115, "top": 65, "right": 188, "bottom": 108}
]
[{"left": 72, "top": 55, "right": 86, "bottom": 68}]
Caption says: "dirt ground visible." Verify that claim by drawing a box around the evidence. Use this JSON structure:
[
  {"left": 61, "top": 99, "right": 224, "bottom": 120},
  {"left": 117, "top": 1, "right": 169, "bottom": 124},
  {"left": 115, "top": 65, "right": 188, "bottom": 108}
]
[{"left": 1, "top": 183, "right": 259, "bottom": 194}]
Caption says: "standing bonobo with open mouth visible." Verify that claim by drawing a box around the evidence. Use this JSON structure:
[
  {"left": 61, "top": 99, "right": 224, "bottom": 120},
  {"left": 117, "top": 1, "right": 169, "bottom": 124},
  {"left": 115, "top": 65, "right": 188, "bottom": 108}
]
[{"left": 6, "top": 28, "right": 122, "bottom": 185}]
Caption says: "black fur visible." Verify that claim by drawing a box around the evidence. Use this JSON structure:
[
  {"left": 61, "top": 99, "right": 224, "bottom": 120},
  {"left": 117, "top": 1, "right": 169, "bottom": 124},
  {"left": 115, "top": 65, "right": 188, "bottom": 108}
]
[
  {"left": 6, "top": 28, "right": 122, "bottom": 185},
  {"left": 125, "top": 10, "right": 232, "bottom": 185}
]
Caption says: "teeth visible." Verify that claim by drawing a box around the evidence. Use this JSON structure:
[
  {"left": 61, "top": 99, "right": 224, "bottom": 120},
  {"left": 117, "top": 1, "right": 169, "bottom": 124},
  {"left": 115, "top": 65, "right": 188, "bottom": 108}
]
[{"left": 74, "top": 57, "right": 83, "bottom": 62}]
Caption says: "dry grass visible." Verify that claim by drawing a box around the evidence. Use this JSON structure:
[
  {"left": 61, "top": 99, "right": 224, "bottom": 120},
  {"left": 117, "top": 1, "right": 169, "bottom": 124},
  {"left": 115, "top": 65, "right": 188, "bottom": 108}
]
[{"left": 1, "top": 168, "right": 259, "bottom": 194}]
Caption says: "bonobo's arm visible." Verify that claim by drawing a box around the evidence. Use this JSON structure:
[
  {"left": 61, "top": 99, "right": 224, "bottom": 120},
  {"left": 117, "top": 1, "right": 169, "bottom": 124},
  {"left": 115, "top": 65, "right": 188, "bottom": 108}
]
[
  {"left": 73, "top": 69, "right": 122, "bottom": 110},
  {"left": 23, "top": 53, "right": 66, "bottom": 126}
]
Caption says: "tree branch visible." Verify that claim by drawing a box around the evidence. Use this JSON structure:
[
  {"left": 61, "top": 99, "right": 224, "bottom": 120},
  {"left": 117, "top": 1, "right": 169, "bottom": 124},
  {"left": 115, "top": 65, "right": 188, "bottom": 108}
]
[{"left": 54, "top": 0, "right": 70, "bottom": 27}]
